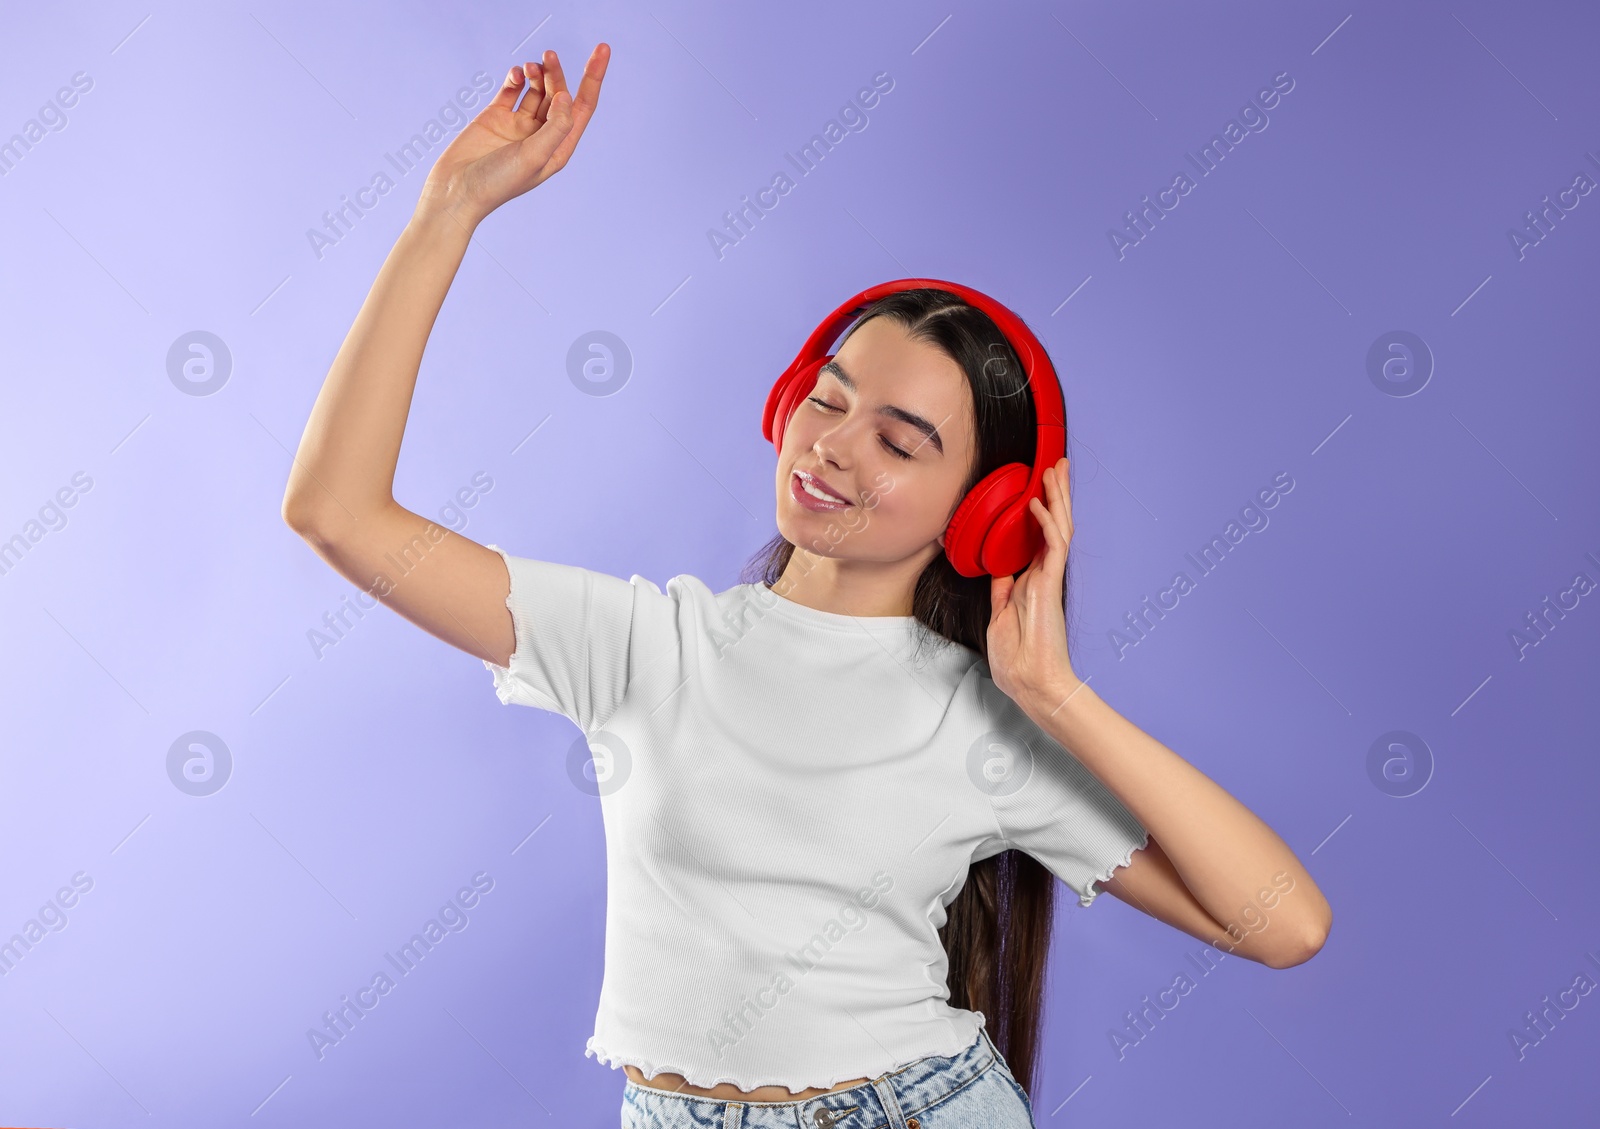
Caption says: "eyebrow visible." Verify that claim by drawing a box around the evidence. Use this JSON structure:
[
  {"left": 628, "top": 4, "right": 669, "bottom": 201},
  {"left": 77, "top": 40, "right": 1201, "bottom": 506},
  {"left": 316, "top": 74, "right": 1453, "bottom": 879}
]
[{"left": 818, "top": 360, "right": 945, "bottom": 455}]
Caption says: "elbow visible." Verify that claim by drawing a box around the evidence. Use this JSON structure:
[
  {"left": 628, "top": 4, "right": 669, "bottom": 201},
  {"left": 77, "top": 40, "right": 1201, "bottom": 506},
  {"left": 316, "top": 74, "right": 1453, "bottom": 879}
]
[
  {"left": 1264, "top": 913, "right": 1332, "bottom": 970},
  {"left": 281, "top": 493, "right": 315, "bottom": 536},
  {"left": 281, "top": 491, "right": 331, "bottom": 539}
]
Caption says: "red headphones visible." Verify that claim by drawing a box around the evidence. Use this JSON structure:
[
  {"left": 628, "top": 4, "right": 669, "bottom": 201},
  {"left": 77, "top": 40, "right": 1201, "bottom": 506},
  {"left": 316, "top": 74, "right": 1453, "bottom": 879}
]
[{"left": 762, "top": 278, "right": 1065, "bottom": 579}]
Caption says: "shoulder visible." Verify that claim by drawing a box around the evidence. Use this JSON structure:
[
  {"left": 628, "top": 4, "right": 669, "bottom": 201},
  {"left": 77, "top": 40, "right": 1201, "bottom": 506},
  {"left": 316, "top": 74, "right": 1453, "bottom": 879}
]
[
  {"left": 619, "top": 571, "right": 757, "bottom": 638},
  {"left": 626, "top": 571, "right": 726, "bottom": 603},
  {"left": 626, "top": 571, "right": 744, "bottom": 612}
]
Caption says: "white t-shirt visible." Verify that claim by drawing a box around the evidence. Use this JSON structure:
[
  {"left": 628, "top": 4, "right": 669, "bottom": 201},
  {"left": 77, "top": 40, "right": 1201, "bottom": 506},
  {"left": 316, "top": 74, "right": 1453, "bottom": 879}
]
[{"left": 482, "top": 544, "right": 1149, "bottom": 1092}]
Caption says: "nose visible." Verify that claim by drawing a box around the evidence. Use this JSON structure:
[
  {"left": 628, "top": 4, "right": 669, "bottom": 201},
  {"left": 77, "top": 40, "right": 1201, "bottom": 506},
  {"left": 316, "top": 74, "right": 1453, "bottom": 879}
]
[
  {"left": 811, "top": 432, "right": 849, "bottom": 471},
  {"left": 809, "top": 410, "right": 864, "bottom": 471}
]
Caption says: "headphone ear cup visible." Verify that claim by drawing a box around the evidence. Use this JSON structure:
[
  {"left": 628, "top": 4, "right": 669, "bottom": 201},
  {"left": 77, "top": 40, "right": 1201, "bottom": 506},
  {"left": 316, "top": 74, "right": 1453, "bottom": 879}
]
[
  {"left": 766, "top": 356, "right": 828, "bottom": 452},
  {"left": 944, "top": 463, "right": 1040, "bottom": 578}
]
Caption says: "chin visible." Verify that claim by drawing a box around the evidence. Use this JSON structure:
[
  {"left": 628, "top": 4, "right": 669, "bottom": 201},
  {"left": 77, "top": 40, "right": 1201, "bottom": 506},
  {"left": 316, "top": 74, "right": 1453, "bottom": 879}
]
[{"left": 773, "top": 511, "right": 829, "bottom": 553}]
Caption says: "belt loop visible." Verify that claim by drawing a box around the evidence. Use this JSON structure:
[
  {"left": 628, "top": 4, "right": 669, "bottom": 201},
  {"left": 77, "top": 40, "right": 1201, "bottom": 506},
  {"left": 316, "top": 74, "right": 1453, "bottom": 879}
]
[
  {"left": 871, "top": 1076, "right": 907, "bottom": 1129},
  {"left": 722, "top": 1100, "right": 744, "bottom": 1129}
]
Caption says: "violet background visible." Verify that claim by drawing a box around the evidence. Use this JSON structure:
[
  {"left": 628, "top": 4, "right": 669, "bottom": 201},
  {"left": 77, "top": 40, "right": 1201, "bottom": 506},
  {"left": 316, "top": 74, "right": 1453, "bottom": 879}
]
[{"left": 2, "top": 1, "right": 1597, "bottom": 1126}]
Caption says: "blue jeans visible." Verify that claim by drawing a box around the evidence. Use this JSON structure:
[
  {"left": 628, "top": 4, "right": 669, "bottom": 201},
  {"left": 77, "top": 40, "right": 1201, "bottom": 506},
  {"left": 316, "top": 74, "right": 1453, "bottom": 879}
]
[{"left": 619, "top": 1025, "right": 1037, "bottom": 1128}]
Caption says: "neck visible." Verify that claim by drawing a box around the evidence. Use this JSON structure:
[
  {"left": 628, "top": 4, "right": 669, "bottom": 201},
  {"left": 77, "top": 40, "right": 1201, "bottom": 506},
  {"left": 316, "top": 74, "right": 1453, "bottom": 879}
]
[{"left": 770, "top": 546, "right": 940, "bottom": 618}]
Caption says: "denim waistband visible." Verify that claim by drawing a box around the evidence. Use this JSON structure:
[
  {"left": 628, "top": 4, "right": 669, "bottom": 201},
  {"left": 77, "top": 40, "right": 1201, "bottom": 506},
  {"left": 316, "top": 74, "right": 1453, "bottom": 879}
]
[{"left": 621, "top": 1024, "right": 1000, "bottom": 1128}]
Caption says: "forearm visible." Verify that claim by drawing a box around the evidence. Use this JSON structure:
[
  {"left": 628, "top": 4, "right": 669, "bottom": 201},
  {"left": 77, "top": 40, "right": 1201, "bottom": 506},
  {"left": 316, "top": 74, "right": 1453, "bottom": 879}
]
[
  {"left": 1024, "top": 678, "right": 1332, "bottom": 954},
  {"left": 282, "top": 205, "right": 477, "bottom": 529}
]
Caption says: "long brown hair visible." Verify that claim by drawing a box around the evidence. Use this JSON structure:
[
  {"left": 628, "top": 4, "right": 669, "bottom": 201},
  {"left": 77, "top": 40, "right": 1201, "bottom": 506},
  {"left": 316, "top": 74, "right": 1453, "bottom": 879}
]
[{"left": 741, "top": 287, "right": 1070, "bottom": 1097}]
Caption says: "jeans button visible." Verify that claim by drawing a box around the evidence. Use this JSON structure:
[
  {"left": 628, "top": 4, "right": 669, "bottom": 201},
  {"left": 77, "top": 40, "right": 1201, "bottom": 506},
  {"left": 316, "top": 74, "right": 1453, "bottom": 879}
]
[{"left": 907, "top": 1119, "right": 920, "bottom": 1129}]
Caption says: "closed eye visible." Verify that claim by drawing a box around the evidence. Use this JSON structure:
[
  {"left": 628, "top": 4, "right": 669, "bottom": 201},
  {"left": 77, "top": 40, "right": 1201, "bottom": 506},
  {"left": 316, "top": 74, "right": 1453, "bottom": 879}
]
[{"left": 807, "top": 396, "right": 914, "bottom": 460}]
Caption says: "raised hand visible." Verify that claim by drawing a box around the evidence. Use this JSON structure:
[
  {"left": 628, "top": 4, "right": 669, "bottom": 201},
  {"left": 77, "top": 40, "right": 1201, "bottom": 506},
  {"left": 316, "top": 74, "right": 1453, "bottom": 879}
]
[{"left": 418, "top": 43, "right": 611, "bottom": 228}]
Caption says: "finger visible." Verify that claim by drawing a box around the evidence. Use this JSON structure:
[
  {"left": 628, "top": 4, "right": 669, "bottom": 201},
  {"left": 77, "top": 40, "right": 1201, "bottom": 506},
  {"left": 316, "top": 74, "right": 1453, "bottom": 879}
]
[
  {"left": 1029, "top": 486, "right": 1058, "bottom": 546},
  {"left": 527, "top": 48, "right": 561, "bottom": 123},
  {"left": 1052, "top": 461, "right": 1074, "bottom": 546},
  {"left": 539, "top": 45, "right": 611, "bottom": 172},
  {"left": 487, "top": 64, "right": 527, "bottom": 114},
  {"left": 509, "top": 90, "right": 576, "bottom": 174},
  {"left": 1043, "top": 464, "right": 1071, "bottom": 542},
  {"left": 990, "top": 574, "right": 1014, "bottom": 618},
  {"left": 1027, "top": 497, "right": 1069, "bottom": 605},
  {"left": 1029, "top": 496, "right": 1068, "bottom": 580},
  {"left": 568, "top": 42, "right": 611, "bottom": 123},
  {"left": 515, "top": 59, "right": 547, "bottom": 120},
  {"left": 542, "top": 46, "right": 572, "bottom": 101}
]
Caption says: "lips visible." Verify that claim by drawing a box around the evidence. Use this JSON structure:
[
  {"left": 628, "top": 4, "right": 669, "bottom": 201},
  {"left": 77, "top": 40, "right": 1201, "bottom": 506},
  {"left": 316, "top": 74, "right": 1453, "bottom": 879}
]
[{"left": 791, "top": 468, "right": 853, "bottom": 511}]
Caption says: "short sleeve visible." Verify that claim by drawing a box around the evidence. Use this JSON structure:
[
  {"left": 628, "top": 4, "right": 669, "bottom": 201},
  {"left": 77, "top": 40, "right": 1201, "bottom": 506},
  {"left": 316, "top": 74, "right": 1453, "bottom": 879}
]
[
  {"left": 980, "top": 683, "right": 1149, "bottom": 908},
  {"left": 481, "top": 543, "right": 652, "bottom": 733}
]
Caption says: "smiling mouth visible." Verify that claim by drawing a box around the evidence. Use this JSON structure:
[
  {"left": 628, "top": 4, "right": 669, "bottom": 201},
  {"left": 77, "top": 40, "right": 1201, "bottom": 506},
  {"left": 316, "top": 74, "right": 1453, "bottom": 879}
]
[{"left": 791, "top": 470, "right": 853, "bottom": 510}]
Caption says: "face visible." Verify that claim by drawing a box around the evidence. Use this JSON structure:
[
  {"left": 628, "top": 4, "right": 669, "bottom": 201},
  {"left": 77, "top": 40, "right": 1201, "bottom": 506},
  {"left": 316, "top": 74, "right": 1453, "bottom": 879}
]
[{"left": 774, "top": 315, "right": 976, "bottom": 569}]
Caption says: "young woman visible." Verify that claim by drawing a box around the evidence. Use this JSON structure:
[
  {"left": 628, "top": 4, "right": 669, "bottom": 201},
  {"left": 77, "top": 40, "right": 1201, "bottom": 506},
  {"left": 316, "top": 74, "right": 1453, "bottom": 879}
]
[{"left": 282, "top": 44, "right": 1332, "bottom": 1129}]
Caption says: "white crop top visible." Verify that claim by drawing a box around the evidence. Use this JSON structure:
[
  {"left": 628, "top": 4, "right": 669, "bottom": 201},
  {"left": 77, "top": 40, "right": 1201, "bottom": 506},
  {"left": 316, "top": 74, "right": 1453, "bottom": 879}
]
[{"left": 481, "top": 544, "right": 1149, "bottom": 1092}]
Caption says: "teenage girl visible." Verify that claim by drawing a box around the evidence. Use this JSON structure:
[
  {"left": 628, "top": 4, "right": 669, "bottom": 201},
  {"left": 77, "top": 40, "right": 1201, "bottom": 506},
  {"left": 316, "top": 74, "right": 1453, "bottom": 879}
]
[{"left": 282, "top": 44, "right": 1332, "bottom": 1129}]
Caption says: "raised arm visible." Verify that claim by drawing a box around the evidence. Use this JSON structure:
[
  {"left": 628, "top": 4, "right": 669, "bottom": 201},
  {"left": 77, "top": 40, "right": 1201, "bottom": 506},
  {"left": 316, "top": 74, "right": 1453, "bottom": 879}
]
[{"left": 281, "top": 44, "right": 611, "bottom": 667}]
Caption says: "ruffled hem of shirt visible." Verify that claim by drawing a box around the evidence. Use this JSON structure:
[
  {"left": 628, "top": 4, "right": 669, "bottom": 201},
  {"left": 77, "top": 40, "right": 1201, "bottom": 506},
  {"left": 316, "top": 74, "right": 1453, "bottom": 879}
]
[
  {"left": 587, "top": 1026, "right": 980, "bottom": 1093},
  {"left": 1077, "top": 826, "right": 1151, "bottom": 908},
  {"left": 481, "top": 543, "right": 524, "bottom": 707},
  {"left": 482, "top": 657, "right": 520, "bottom": 706}
]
